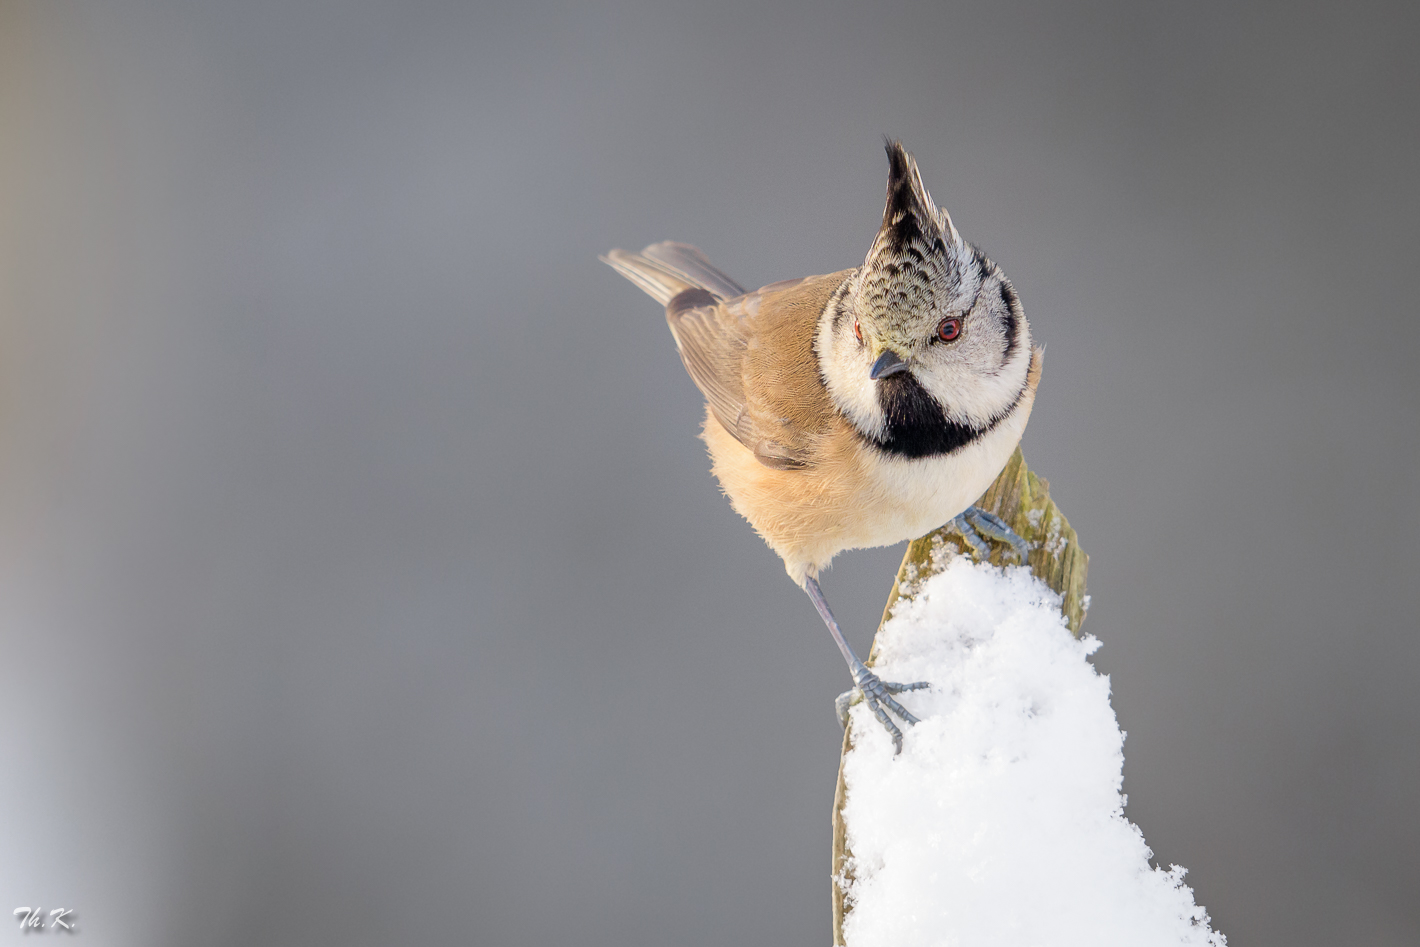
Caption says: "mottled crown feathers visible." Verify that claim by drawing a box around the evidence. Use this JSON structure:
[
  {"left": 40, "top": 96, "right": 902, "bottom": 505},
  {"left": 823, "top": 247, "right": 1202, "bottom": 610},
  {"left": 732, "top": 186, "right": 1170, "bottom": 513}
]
[{"left": 857, "top": 142, "right": 975, "bottom": 336}]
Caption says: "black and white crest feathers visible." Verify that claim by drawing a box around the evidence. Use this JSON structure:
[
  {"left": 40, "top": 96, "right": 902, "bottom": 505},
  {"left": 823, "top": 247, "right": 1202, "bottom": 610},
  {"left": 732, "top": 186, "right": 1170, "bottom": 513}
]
[
  {"left": 858, "top": 142, "right": 977, "bottom": 335},
  {"left": 880, "top": 140, "right": 959, "bottom": 249}
]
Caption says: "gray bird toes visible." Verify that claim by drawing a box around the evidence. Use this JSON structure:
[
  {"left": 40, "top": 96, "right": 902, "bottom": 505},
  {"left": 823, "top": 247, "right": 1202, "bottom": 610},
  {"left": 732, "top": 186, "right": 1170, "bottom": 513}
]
[
  {"left": 947, "top": 511, "right": 990, "bottom": 559},
  {"left": 884, "top": 680, "right": 932, "bottom": 695},
  {"left": 950, "top": 506, "right": 1030, "bottom": 564},
  {"left": 836, "top": 671, "right": 931, "bottom": 754},
  {"left": 835, "top": 689, "right": 856, "bottom": 728}
]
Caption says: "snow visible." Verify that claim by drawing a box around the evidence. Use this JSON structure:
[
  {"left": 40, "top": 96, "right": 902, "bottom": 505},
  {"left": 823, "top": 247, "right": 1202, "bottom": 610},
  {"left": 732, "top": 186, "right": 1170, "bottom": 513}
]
[{"left": 839, "top": 559, "right": 1225, "bottom": 947}]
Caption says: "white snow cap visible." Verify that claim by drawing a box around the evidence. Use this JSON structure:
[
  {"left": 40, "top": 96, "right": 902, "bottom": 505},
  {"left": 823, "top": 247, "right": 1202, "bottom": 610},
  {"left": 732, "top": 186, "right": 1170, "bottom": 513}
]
[{"left": 840, "top": 559, "right": 1225, "bottom": 947}]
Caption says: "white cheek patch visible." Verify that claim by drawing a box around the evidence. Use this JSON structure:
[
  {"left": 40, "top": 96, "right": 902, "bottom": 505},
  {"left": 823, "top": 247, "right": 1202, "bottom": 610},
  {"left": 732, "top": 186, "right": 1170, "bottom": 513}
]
[
  {"left": 816, "top": 306, "right": 887, "bottom": 440},
  {"left": 915, "top": 302, "right": 1032, "bottom": 428},
  {"left": 916, "top": 345, "right": 1032, "bottom": 426}
]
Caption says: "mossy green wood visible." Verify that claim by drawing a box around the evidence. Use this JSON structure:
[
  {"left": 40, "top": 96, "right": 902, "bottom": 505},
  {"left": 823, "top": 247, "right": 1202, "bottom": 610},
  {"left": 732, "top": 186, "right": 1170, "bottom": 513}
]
[{"left": 829, "top": 448, "right": 1089, "bottom": 945}]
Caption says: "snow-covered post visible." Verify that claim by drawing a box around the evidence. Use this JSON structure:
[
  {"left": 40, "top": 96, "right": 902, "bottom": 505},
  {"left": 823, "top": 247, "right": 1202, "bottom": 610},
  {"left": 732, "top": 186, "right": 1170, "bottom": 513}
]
[{"left": 830, "top": 450, "right": 1223, "bottom": 946}]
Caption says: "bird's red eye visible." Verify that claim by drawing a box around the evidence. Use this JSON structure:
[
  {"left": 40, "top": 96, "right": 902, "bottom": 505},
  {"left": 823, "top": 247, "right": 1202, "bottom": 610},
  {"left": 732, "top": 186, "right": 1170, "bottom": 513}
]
[
  {"left": 853, "top": 318, "right": 863, "bottom": 343},
  {"left": 937, "top": 317, "right": 962, "bottom": 342}
]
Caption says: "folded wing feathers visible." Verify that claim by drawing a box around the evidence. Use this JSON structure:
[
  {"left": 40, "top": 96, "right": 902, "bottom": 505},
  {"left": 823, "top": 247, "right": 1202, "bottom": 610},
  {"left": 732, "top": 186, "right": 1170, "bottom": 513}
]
[
  {"left": 666, "top": 303, "right": 748, "bottom": 437},
  {"left": 602, "top": 242, "right": 808, "bottom": 470}
]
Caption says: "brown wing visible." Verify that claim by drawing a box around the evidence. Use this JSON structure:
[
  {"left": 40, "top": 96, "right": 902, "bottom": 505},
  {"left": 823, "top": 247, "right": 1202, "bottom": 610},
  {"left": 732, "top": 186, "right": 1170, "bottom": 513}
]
[
  {"left": 667, "top": 271, "right": 852, "bottom": 470},
  {"left": 602, "top": 241, "right": 852, "bottom": 470},
  {"left": 664, "top": 287, "right": 757, "bottom": 452}
]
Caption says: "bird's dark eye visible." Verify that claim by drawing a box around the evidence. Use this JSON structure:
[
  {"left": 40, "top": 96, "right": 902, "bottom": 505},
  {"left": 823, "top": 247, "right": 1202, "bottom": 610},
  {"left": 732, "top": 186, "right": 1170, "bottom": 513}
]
[
  {"left": 936, "top": 317, "right": 962, "bottom": 342},
  {"left": 853, "top": 318, "right": 863, "bottom": 344}
]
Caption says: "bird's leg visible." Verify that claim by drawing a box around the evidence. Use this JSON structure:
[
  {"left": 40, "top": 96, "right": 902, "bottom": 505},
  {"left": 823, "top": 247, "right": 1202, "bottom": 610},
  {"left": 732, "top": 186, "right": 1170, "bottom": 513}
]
[
  {"left": 949, "top": 506, "right": 1030, "bottom": 564},
  {"left": 803, "top": 576, "right": 929, "bottom": 754}
]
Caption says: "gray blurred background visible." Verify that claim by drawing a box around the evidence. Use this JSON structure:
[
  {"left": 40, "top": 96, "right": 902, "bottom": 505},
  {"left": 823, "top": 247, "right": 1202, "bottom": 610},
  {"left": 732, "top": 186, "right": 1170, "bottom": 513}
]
[{"left": 1, "top": 1, "right": 1416, "bottom": 944}]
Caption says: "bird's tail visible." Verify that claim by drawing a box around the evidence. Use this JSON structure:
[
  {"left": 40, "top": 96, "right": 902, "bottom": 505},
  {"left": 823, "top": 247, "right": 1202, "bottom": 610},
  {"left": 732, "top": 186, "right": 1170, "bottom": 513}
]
[{"left": 600, "top": 241, "right": 746, "bottom": 305}]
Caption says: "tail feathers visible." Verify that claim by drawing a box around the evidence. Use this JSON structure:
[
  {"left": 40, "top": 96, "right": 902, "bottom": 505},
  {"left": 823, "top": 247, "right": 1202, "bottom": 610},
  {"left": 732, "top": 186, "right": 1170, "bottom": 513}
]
[
  {"left": 641, "top": 242, "right": 746, "bottom": 300},
  {"left": 600, "top": 249, "right": 692, "bottom": 305},
  {"left": 601, "top": 241, "right": 745, "bottom": 305}
]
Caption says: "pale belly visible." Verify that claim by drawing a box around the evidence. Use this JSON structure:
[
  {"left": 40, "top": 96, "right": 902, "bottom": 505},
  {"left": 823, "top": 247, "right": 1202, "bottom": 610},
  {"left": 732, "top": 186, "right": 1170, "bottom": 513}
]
[
  {"left": 701, "top": 385, "right": 1035, "bottom": 585},
  {"left": 852, "top": 405, "right": 1030, "bottom": 551}
]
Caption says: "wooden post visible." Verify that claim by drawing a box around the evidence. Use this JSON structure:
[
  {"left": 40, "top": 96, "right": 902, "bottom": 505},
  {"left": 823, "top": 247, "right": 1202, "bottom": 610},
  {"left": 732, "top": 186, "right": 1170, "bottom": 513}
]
[{"left": 830, "top": 447, "right": 1089, "bottom": 945}]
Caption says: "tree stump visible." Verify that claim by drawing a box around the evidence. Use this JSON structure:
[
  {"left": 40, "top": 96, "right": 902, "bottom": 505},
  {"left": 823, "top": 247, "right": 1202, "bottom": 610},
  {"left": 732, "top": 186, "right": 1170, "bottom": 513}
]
[{"left": 830, "top": 447, "right": 1089, "bottom": 945}]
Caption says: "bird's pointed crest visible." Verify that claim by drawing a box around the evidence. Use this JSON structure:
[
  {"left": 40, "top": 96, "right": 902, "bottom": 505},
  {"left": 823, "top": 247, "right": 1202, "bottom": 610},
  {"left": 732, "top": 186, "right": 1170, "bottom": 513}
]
[
  {"left": 859, "top": 141, "right": 969, "bottom": 331},
  {"left": 879, "top": 139, "right": 959, "bottom": 246}
]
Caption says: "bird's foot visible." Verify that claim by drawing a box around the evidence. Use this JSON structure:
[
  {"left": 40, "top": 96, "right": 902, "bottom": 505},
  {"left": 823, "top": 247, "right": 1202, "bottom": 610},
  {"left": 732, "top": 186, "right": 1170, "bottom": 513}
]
[
  {"left": 948, "top": 506, "right": 1030, "bottom": 564},
  {"left": 835, "top": 670, "right": 930, "bottom": 753}
]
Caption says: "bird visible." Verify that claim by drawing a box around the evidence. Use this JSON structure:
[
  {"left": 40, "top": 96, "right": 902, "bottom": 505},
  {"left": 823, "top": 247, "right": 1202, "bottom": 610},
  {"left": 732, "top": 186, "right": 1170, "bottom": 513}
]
[{"left": 602, "top": 141, "right": 1042, "bottom": 750}]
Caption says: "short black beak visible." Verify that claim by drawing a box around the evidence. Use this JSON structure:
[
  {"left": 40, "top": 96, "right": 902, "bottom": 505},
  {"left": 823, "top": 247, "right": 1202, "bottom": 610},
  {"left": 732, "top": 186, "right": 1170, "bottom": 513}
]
[{"left": 869, "top": 349, "right": 910, "bottom": 380}]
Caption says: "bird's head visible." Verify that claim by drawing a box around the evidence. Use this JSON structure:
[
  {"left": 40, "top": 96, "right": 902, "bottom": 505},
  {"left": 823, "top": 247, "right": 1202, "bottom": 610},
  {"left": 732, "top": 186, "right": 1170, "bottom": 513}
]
[{"left": 816, "top": 141, "right": 1033, "bottom": 457}]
